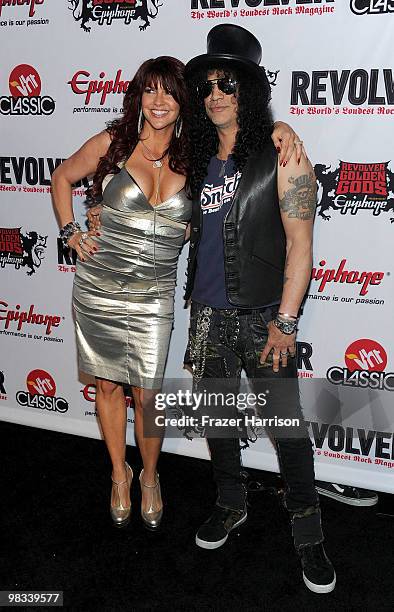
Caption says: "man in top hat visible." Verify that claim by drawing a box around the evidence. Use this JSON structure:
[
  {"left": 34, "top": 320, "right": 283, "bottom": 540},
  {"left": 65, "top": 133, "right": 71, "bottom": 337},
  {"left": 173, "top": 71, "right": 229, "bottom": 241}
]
[{"left": 183, "top": 24, "right": 336, "bottom": 593}]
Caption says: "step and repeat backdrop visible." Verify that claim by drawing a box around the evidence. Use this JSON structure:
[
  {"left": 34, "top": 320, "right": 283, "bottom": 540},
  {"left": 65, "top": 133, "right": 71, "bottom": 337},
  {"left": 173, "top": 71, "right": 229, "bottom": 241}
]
[{"left": 1, "top": 1, "right": 393, "bottom": 492}]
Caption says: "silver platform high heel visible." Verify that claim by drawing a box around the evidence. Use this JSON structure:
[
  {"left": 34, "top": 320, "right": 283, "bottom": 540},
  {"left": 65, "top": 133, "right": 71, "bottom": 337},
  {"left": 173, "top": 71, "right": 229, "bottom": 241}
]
[
  {"left": 110, "top": 461, "right": 133, "bottom": 528},
  {"left": 139, "top": 469, "right": 163, "bottom": 530}
]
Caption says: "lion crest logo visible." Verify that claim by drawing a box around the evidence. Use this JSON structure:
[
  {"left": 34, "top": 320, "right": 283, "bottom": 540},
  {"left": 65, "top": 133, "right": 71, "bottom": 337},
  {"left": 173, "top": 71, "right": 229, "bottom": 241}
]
[
  {"left": 0, "top": 228, "right": 47, "bottom": 276},
  {"left": 68, "top": 0, "right": 163, "bottom": 32}
]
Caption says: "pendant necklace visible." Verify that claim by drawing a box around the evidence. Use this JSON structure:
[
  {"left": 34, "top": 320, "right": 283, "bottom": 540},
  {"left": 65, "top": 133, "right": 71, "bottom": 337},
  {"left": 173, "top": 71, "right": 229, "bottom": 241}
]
[
  {"left": 218, "top": 158, "right": 228, "bottom": 178},
  {"left": 218, "top": 151, "right": 230, "bottom": 178},
  {"left": 139, "top": 139, "right": 167, "bottom": 168}
]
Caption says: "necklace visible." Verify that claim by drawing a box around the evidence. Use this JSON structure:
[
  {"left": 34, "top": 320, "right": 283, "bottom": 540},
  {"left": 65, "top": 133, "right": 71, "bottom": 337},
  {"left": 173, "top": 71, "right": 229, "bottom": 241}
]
[
  {"left": 139, "top": 139, "right": 167, "bottom": 168},
  {"left": 218, "top": 157, "right": 229, "bottom": 178},
  {"left": 217, "top": 149, "right": 232, "bottom": 178},
  {"left": 154, "top": 163, "right": 162, "bottom": 204},
  {"left": 139, "top": 140, "right": 163, "bottom": 206}
]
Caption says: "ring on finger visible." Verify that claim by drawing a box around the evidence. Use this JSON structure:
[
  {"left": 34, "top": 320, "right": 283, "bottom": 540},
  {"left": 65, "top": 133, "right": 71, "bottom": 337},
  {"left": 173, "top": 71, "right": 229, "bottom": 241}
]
[
  {"left": 295, "top": 140, "right": 303, "bottom": 145},
  {"left": 280, "top": 350, "right": 288, "bottom": 356},
  {"left": 79, "top": 232, "right": 88, "bottom": 248}
]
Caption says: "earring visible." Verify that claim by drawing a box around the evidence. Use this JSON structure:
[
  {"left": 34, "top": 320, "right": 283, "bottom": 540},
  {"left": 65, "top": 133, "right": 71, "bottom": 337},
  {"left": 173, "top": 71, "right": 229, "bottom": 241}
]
[
  {"left": 138, "top": 108, "right": 144, "bottom": 135},
  {"left": 175, "top": 117, "right": 183, "bottom": 139}
]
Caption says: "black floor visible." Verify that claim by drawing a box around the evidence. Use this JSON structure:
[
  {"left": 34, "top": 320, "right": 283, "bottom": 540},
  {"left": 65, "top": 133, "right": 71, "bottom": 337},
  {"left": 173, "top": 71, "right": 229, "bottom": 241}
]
[{"left": 2, "top": 420, "right": 394, "bottom": 611}]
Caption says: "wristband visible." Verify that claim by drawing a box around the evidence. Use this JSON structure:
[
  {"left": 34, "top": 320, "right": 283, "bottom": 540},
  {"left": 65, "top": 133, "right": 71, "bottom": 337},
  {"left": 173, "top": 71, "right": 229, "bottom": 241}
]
[
  {"left": 278, "top": 312, "right": 298, "bottom": 321},
  {"left": 59, "top": 221, "right": 82, "bottom": 247},
  {"left": 273, "top": 316, "right": 297, "bottom": 335}
]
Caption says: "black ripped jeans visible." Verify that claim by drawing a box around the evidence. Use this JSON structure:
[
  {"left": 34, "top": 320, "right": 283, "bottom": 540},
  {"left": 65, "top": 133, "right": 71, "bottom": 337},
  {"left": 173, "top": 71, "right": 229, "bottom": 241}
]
[{"left": 185, "top": 301, "right": 323, "bottom": 549}]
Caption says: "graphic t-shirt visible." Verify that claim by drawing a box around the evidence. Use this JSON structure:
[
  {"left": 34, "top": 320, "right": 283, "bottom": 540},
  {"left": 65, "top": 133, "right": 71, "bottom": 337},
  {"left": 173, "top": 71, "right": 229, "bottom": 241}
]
[{"left": 192, "top": 155, "right": 242, "bottom": 308}]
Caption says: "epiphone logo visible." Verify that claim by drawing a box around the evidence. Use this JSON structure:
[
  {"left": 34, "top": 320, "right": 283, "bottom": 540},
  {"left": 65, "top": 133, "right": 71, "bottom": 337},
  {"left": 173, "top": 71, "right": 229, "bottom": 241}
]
[
  {"left": 0, "top": 301, "right": 62, "bottom": 335},
  {"left": 0, "top": 0, "right": 45, "bottom": 17},
  {"left": 68, "top": 69, "right": 130, "bottom": 105},
  {"left": 311, "top": 259, "right": 384, "bottom": 296}
]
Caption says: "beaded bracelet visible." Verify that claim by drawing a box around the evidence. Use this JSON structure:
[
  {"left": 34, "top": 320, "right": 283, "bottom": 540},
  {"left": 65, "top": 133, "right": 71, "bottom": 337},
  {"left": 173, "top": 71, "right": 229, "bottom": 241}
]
[{"left": 59, "top": 221, "right": 82, "bottom": 247}]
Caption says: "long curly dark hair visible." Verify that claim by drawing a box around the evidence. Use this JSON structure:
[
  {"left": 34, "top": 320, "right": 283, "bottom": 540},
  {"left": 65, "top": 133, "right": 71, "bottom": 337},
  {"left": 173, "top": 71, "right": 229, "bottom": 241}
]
[
  {"left": 87, "top": 56, "right": 190, "bottom": 205},
  {"left": 186, "top": 63, "right": 273, "bottom": 196}
]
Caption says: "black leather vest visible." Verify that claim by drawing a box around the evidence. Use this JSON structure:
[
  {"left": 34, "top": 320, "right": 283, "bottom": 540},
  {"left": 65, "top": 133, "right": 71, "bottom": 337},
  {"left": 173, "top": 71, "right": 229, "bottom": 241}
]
[{"left": 184, "top": 140, "right": 286, "bottom": 308}]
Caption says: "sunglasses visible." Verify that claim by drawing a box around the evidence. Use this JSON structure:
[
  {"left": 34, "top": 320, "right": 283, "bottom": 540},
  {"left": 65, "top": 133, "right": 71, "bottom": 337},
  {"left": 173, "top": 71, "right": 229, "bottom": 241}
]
[{"left": 197, "top": 77, "right": 238, "bottom": 99}]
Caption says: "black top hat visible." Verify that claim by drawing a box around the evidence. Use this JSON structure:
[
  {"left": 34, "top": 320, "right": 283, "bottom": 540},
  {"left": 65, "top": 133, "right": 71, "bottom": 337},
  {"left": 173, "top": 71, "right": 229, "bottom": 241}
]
[{"left": 185, "top": 24, "right": 265, "bottom": 80}]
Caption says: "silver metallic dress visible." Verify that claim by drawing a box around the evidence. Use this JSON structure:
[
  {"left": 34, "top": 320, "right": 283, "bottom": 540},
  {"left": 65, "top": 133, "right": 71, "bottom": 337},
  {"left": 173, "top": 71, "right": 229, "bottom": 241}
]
[{"left": 72, "top": 163, "right": 191, "bottom": 388}]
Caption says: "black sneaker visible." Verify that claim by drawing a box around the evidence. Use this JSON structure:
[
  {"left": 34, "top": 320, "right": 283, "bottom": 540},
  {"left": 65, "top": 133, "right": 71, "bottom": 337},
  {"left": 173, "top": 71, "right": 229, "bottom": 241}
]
[
  {"left": 195, "top": 505, "right": 247, "bottom": 550},
  {"left": 316, "top": 481, "right": 378, "bottom": 506},
  {"left": 298, "top": 542, "right": 336, "bottom": 594}
]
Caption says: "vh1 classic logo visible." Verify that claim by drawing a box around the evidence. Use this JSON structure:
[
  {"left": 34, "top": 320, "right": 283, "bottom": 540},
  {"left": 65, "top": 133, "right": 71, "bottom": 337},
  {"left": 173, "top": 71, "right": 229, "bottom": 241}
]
[
  {"left": 314, "top": 161, "right": 394, "bottom": 220},
  {"left": 327, "top": 339, "right": 394, "bottom": 391},
  {"left": 0, "top": 64, "right": 55, "bottom": 116},
  {"left": 16, "top": 369, "right": 69, "bottom": 413},
  {"left": 68, "top": 0, "right": 163, "bottom": 33}
]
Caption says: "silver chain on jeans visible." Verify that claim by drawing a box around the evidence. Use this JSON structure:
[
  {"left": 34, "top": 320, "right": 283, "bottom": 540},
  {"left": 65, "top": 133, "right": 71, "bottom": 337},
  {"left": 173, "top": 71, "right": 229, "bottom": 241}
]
[
  {"left": 190, "top": 306, "right": 213, "bottom": 382},
  {"left": 223, "top": 310, "right": 240, "bottom": 349}
]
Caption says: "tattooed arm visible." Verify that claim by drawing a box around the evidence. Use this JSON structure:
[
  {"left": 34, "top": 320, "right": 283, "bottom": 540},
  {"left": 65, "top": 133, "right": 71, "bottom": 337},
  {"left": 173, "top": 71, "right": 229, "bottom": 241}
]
[
  {"left": 259, "top": 154, "right": 316, "bottom": 371},
  {"left": 277, "top": 155, "right": 316, "bottom": 317}
]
